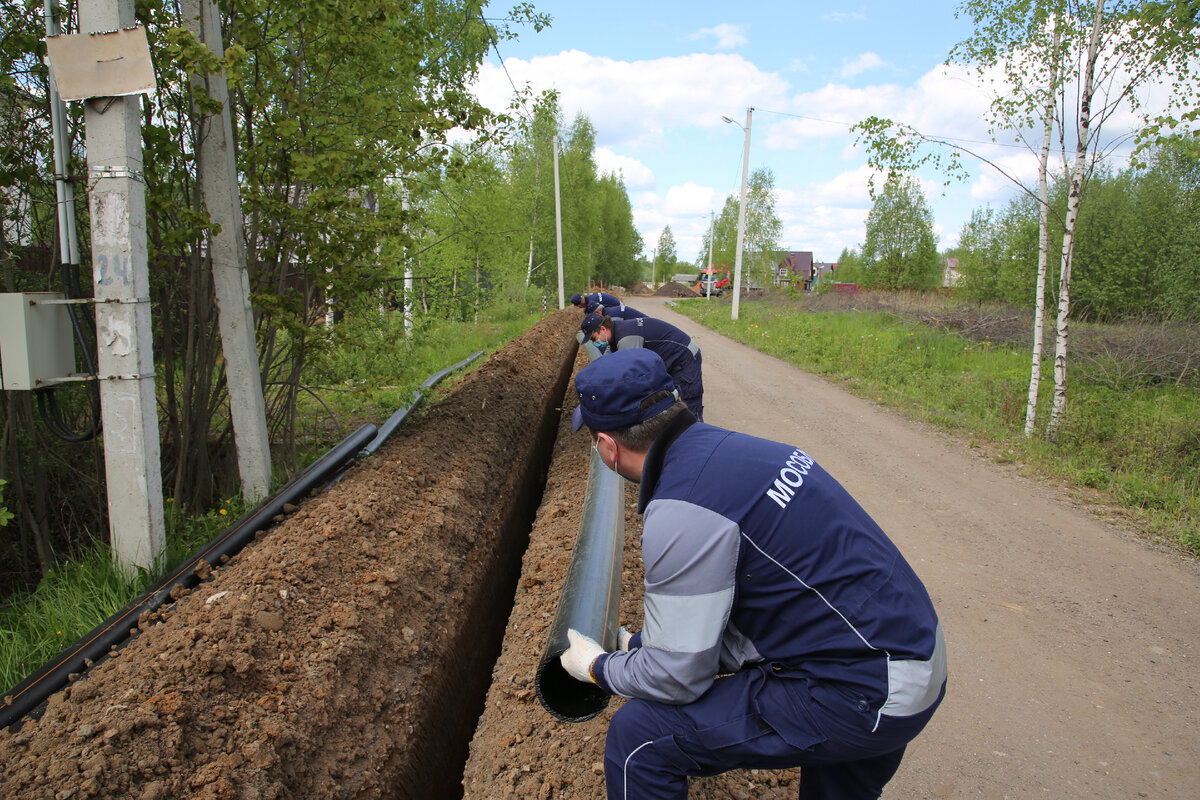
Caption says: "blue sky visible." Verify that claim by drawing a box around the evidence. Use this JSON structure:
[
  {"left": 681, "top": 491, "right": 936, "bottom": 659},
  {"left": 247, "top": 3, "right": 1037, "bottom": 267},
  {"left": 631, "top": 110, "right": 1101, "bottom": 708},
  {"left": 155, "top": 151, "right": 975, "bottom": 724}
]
[{"left": 470, "top": 1, "right": 1156, "bottom": 265}]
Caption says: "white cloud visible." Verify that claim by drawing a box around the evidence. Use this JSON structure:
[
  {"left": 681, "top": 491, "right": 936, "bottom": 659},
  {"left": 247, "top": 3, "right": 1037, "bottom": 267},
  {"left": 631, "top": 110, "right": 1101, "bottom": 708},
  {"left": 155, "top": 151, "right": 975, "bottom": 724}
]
[
  {"left": 595, "top": 148, "right": 654, "bottom": 188},
  {"left": 691, "top": 23, "right": 748, "bottom": 50},
  {"left": 663, "top": 183, "right": 718, "bottom": 215},
  {"left": 840, "top": 52, "right": 889, "bottom": 79},
  {"left": 473, "top": 51, "right": 790, "bottom": 148}
]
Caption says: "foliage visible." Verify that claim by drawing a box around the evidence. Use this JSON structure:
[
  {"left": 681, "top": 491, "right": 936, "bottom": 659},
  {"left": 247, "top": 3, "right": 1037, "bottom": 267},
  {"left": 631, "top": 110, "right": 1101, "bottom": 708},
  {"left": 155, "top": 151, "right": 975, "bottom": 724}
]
[
  {"left": 701, "top": 167, "right": 782, "bottom": 289},
  {"left": 0, "top": 305, "right": 536, "bottom": 690},
  {"left": 0, "top": 490, "right": 249, "bottom": 693},
  {"left": 824, "top": 247, "right": 865, "bottom": 287},
  {"left": 0, "top": 0, "right": 568, "bottom": 592},
  {"left": 862, "top": 175, "right": 941, "bottom": 290},
  {"left": 953, "top": 137, "right": 1200, "bottom": 322},
  {"left": 0, "top": 479, "right": 14, "bottom": 528},
  {"left": 653, "top": 226, "right": 678, "bottom": 279},
  {"left": 953, "top": 195, "right": 1044, "bottom": 306}
]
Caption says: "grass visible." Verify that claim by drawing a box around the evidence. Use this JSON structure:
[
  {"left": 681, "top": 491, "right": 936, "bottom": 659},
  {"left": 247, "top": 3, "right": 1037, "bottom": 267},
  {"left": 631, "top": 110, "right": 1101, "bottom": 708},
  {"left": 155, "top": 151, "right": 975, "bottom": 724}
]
[
  {"left": 674, "top": 293, "right": 1200, "bottom": 558},
  {"left": 1, "top": 302, "right": 546, "bottom": 694},
  {"left": 0, "top": 496, "right": 249, "bottom": 692}
]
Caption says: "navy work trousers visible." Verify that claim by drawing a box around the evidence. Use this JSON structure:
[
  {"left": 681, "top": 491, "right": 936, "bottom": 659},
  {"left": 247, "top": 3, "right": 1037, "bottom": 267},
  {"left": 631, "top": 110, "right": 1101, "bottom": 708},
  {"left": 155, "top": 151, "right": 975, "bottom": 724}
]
[
  {"left": 604, "top": 665, "right": 942, "bottom": 800},
  {"left": 672, "top": 350, "right": 703, "bottom": 422}
]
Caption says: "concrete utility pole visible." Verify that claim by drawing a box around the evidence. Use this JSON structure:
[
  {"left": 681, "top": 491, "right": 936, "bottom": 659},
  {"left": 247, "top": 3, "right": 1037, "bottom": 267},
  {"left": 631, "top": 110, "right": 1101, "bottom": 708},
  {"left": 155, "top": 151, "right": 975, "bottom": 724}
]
[
  {"left": 43, "top": 1, "right": 80, "bottom": 274},
  {"left": 731, "top": 107, "right": 753, "bottom": 321},
  {"left": 402, "top": 186, "right": 413, "bottom": 337},
  {"left": 81, "top": 0, "right": 164, "bottom": 575},
  {"left": 183, "top": 0, "right": 271, "bottom": 502},
  {"left": 552, "top": 133, "right": 565, "bottom": 310}
]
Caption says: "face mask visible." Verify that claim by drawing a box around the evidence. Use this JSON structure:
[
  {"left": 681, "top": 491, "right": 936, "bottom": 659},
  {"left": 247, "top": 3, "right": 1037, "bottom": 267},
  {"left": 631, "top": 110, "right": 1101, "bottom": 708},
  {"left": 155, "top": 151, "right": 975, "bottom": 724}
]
[{"left": 594, "top": 340, "right": 608, "bottom": 353}]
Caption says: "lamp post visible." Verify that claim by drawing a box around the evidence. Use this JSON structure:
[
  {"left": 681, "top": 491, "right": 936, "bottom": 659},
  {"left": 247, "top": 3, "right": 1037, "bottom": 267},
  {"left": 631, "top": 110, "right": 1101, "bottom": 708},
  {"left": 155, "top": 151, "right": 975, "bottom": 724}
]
[
  {"left": 704, "top": 211, "right": 715, "bottom": 300},
  {"left": 552, "top": 133, "right": 565, "bottom": 309},
  {"left": 722, "top": 108, "right": 753, "bottom": 321}
]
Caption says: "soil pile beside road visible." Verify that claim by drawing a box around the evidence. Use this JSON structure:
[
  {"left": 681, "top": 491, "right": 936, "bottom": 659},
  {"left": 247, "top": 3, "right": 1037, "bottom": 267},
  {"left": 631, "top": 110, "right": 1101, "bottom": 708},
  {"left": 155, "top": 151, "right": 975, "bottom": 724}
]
[{"left": 0, "top": 310, "right": 578, "bottom": 800}]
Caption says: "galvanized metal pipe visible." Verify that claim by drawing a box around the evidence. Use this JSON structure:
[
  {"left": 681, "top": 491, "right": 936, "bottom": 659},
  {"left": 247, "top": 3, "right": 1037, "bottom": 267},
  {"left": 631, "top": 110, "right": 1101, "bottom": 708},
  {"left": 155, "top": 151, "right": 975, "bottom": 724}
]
[{"left": 535, "top": 338, "right": 624, "bottom": 722}]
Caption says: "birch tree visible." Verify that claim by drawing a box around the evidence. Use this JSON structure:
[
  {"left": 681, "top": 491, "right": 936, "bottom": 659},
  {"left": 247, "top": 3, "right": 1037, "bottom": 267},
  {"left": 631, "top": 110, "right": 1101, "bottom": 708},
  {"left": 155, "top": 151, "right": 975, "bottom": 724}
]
[{"left": 855, "top": 0, "right": 1200, "bottom": 438}]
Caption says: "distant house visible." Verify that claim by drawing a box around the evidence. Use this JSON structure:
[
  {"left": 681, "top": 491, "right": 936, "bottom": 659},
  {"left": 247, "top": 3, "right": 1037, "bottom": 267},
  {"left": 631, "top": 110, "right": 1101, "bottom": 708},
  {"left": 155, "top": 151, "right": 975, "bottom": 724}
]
[
  {"left": 943, "top": 257, "right": 963, "bottom": 288},
  {"left": 775, "top": 251, "right": 813, "bottom": 289},
  {"left": 776, "top": 252, "right": 837, "bottom": 291}
]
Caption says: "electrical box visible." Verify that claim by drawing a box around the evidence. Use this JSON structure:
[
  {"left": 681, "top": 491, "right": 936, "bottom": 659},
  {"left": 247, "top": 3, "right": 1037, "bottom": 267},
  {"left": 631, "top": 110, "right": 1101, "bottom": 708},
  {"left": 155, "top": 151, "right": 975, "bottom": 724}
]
[{"left": 0, "top": 293, "right": 77, "bottom": 390}]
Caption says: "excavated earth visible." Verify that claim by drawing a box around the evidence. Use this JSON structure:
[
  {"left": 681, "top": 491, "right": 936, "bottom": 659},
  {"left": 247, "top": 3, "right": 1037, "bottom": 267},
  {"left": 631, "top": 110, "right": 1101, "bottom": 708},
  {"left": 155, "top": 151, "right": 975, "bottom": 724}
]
[{"left": 0, "top": 309, "right": 586, "bottom": 799}]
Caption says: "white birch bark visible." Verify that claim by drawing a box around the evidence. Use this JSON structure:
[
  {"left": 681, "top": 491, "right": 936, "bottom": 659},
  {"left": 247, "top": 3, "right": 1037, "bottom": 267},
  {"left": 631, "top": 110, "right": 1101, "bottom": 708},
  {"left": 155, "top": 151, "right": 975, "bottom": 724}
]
[
  {"left": 1049, "top": 0, "right": 1105, "bottom": 437},
  {"left": 1024, "top": 24, "right": 1061, "bottom": 438}
]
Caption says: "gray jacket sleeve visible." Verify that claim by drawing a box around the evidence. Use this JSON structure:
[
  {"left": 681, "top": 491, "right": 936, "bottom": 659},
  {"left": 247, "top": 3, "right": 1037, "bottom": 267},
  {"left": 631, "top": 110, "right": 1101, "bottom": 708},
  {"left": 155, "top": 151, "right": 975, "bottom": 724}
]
[{"left": 597, "top": 498, "right": 740, "bottom": 703}]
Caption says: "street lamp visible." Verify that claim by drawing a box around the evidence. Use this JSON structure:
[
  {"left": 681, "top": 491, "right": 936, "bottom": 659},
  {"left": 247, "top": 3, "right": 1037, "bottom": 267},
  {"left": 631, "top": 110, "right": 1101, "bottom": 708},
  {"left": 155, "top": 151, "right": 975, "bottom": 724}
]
[
  {"left": 702, "top": 211, "right": 716, "bottom": 300},
  {"left": 723, "top": 108, "right": 753, "bottom": 321}
]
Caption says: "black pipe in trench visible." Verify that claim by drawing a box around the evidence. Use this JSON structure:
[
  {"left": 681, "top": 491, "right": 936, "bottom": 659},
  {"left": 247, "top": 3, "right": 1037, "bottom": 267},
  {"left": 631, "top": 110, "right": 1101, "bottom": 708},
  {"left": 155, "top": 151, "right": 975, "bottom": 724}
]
[{"left": 535, "top": 335, "right": 627, "bottom": 722}]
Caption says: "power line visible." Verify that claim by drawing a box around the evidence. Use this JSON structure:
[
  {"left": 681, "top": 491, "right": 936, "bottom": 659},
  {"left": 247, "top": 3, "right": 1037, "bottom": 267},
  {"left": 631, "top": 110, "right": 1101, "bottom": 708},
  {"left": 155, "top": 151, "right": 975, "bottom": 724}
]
[{"left": 481, "top": 14, "right": 533, "bottom": 123}]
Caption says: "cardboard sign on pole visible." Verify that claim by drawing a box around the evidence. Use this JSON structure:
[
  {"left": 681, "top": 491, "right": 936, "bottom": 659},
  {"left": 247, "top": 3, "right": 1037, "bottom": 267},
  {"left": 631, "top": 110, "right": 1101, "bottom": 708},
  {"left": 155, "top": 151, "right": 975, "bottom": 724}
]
[{"left": 45, "top": 26, "right": 156, "bottom": 100}]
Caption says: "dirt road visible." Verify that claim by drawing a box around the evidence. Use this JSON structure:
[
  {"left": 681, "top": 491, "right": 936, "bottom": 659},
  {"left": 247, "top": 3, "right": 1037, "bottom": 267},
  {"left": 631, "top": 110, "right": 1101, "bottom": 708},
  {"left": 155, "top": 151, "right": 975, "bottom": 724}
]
[{"left": 632, "top": 295, "right": 1199, "bottom": 798}]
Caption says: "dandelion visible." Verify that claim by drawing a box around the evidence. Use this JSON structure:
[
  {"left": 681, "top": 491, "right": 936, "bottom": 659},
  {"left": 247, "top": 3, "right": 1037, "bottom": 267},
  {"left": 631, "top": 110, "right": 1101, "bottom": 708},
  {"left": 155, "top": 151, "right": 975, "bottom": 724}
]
[{"left": 219, "top": 509, "right": 227, "bottom": 516}]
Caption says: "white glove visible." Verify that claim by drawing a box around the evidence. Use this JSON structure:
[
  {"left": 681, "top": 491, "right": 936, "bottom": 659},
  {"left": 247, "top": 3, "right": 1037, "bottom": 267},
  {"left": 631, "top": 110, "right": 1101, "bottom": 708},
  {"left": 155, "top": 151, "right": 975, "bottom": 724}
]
[
  {"left": 618, "top": 626, "right": 633, "bottom": 651},
  {"left": 560, "top": 629, "right": 606, "bottom": 684}
]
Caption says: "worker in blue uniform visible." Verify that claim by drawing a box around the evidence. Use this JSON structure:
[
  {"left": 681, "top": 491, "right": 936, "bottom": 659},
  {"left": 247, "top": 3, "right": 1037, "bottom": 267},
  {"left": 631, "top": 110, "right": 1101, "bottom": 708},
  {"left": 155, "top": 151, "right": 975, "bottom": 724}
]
[
  {"left": 599, "top": 303, "right": 648, "bottom": 320},
  {"left": 571, "top": 291, "right": 624, "bottom": 314},
  {"left": 562, "top": 349, "right": 946, "bottom": 800},
  {"left": 580, "top": 312, "right": 702, "bottom": 421}
]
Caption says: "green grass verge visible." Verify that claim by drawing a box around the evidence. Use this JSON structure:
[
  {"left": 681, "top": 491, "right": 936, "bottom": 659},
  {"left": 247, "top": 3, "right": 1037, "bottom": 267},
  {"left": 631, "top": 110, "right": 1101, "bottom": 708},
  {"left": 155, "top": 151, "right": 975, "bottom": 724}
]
[{"left": 674, "top": 297, "right": 1200, "bottom": 558}]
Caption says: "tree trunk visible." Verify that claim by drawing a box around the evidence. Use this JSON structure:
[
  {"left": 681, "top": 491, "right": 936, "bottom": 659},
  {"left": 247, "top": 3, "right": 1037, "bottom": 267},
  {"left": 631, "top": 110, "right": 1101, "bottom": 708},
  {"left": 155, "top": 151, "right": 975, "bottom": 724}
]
[
  {"left": 1049, "top": 0, "right": 1105, "bottom": 438},
  {"left": 1025, "top": 24, "right": 1061, "bottom": 438}
]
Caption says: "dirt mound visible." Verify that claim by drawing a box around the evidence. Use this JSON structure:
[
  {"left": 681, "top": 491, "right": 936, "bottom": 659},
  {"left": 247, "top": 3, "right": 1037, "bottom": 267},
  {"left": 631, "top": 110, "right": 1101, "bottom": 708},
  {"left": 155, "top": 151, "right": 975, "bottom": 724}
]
[
  {"left": 654, "top": 281, "right": 700, "bottom": 297},
  {"left": 629, "top": 282, "right": 653, "bottom": 295},
  {"left": 0, "top": 311, "right": 578, "bottom": 800}
]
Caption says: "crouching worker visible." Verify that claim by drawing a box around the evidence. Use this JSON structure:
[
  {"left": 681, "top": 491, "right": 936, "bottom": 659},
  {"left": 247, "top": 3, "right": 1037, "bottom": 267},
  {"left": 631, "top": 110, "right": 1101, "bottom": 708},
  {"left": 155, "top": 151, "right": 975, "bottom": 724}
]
[{"left": 562, "top": 349, "right": 946, "bottom": 800}]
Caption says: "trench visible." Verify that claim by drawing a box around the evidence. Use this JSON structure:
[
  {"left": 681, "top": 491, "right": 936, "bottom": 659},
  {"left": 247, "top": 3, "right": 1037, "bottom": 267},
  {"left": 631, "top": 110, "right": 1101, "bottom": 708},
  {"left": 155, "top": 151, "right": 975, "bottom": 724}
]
[{"left": 398, "top": 334, "right": 578, "bottom": 799}]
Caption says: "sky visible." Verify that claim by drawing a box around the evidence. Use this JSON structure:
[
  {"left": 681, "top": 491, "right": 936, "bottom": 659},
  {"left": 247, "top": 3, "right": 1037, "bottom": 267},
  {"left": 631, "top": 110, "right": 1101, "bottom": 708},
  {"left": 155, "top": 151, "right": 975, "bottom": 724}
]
[{"left": 469, "top": 0, "right": 1023, "bottom": 266}]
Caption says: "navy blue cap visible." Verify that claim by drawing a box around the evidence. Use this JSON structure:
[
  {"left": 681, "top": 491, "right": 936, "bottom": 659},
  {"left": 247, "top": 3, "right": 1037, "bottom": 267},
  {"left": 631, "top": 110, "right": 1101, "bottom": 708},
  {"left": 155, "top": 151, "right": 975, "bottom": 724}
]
[
  {"left": 580, "top": 313, "right": 605, "bottom": 338},
  {"left": 570, "top": 293, "right": 583, "bottom": 306},
  {"left": 572, "top": 349, "right": 677, "bottom": 431}
]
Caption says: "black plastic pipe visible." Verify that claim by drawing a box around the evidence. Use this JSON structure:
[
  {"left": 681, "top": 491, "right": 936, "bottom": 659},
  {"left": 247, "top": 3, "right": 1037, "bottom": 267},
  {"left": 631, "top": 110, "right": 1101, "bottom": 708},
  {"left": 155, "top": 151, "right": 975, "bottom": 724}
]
[
  {"left": 535, "top": 339, "right": 625, "bottom": 722},
  {"left": 359, "top": 350, "right": 484, "bottom": 458},
  {"left": 0, "top": 423, "right": 377, "bottom": 731}
]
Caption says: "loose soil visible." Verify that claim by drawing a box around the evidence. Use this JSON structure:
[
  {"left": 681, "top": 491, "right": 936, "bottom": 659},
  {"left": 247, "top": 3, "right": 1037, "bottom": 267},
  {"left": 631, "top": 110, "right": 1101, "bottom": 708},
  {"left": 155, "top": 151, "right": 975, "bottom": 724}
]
[
  {"left": 2, "top": 297, "right": 1197, "bottom": 800},
  {"left": 0, "top": 311, "right": 578, "bottom": 799}
]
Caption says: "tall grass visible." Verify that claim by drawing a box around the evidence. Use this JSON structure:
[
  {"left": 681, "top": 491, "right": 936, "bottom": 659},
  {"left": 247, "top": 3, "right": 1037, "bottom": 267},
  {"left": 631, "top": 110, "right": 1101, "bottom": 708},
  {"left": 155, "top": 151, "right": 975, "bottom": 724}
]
[
  {"left": 298, "top": 304, "right": 543, "bottom": 440},
  {"left": 676, "top": 296, "right": 1200, "bottom": 557},
  {"left": 1, "top": 304, "right": 546, "bottom": 693}
]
